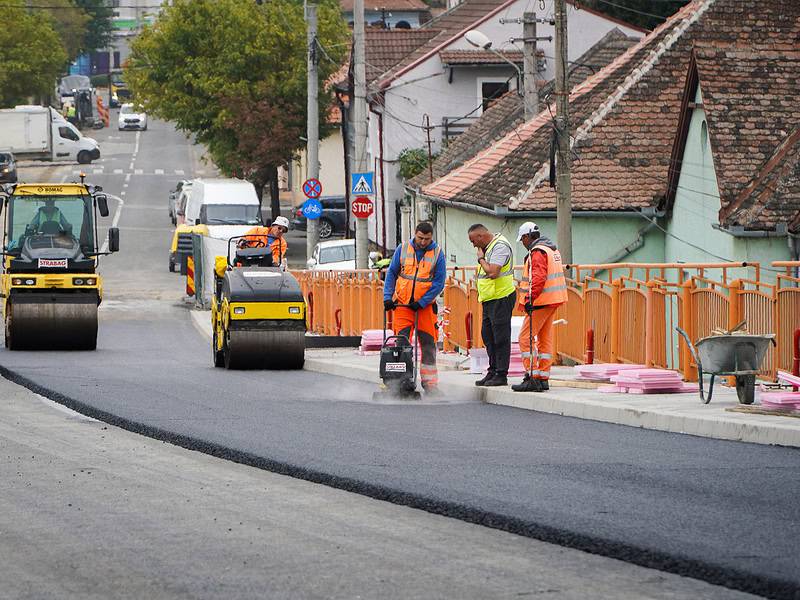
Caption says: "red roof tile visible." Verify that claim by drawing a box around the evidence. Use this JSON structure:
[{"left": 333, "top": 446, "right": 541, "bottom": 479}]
[
  {"left": 439, "top": 49, "right": 526, "bottom": 65},
  {"left": 365, "top": 28, "right": 441, "bottom": 84}
]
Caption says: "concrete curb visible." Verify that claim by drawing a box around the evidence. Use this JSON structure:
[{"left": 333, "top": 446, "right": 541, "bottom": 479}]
[{"left": 189, "top": 309, "right": 800, "bottom": 448}]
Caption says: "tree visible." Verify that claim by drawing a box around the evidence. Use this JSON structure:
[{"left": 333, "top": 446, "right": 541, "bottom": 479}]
[
  {"left": 0, "top": 7, "right": 67, "bottom": 106},
  {"left": 125, "top": 0, "right": 347, "bottom": 215},
  {"left": 30, "top": 0, "right": 91, "bottom": 62},
  {"left": 74, "top": 0, "right": 115, "bottom": 55}
]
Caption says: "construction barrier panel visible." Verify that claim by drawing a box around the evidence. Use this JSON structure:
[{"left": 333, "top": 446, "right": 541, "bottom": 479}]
[{"left": 292, "top": 261, "right": 800, "bottom": 381}]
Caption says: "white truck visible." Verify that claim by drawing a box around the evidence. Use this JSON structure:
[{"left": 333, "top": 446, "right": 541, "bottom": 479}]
[{"left": 0, "top": 106, "right": 101, "bottom": 164}]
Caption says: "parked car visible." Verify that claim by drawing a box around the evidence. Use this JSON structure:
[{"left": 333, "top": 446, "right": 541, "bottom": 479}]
[
  {"left": 168, "top": 180, "right": 191, "bottom": 225},
  {"left": 0, "top": 151, "right": 17, "bottom": 183},
  {"left": 307, "top": 239, "right": 356, "bottom": 270},
  {"left": 118, "top": 103, "right": 147, "bottom": 131},
  {"left": 291, "top": 195, "right": 347, "bottom": 239}
]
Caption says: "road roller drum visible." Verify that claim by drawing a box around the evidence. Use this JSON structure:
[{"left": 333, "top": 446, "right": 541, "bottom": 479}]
[{"left": 5, "top": 292, "right": 98, "bottom": 350}]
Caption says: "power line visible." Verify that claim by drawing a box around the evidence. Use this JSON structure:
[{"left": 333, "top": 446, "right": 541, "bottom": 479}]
[{"left": 590, "top": 0, "right": 668, "bottom": 21}]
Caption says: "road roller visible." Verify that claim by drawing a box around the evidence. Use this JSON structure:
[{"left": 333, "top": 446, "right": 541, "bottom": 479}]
[
  {"left": 211, "top": 237, "right": 305, "bottom": 369},
  {"left": 0, "top": 179, "right": 119, "bottom": 350}
]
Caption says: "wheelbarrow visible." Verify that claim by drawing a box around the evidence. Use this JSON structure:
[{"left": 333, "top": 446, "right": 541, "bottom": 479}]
[{"left": 676, "top": 326, "right": 775, "bottom": 404}]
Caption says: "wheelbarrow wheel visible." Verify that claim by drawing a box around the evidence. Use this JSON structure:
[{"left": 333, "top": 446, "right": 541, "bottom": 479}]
[{"left": 735, "top": 374, "right": 756, "bottom": 405}]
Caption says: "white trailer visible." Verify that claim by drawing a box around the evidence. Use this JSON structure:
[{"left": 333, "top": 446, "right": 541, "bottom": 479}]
[{"left": 0, "top": 106, "right": 100, "bottom": 164}]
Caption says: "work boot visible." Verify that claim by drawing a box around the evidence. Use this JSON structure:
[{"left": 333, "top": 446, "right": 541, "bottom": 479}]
[
  {"left": 482, "top": 375, "right": 508, "bottom": 387},
  {"left": 539, "top": 379, "right": 549, "bottom": 391},
  {"left": 512, "top": 377, "right": 543, "bottom": 392},
  {"left": 475, "top": 371, "right": 495, "bottom": 386}
]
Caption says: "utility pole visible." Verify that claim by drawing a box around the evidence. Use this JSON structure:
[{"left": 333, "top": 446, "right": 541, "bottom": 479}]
[
  {"left": 353, "top": 0, "right": 369, "bottom": 268},
  {"left": 306, "top": 2, "right": 320, "bottom": 260},
  {"left": 554, "top": 0, "right": 573, "bottom": 266},
  {"left": 522, "top": 12, "right": 538, "bottom": 120}
]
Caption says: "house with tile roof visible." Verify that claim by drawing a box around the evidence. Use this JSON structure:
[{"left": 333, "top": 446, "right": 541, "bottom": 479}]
[
  {"left": 413, "top": 0, "right": 800, "bottom": 274},
  {"left": 347, "top": 0, "right": 645, "bottom": 251},
  {"left": 340, "top": 0, "right": 433, "bottom": 29}
]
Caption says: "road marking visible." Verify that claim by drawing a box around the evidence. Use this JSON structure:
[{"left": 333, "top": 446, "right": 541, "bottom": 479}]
[
  {"left": 175, "top": 169, "right": 185, "bottom": 175},
  {"left": 114, "top": 169, "right": 123, "bottom": 174},
  {"left": 129, "top": 162, "right": 135, "bottom": 170},
  {"left": 154, "top": 168, "right": 164, "bottom": 175},
  {"left": 133, "top": 130, "right": 141, "bottom": 155},
  {"left": 120, "top": 191, "right": 126, "bottom": 196},
  {"left": 93, "top": 168, "right": 103, "bottom": 174},
  {"left": 134, "top": 169, "right": 143, "bottom": 175},
  {"left": 125, "top": 173, "right": 131, "bottom": 182}
]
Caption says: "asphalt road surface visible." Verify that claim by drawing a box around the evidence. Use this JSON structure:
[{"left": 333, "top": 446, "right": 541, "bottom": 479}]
[{"left": 4, "top": 118, "right": 799, "bottom": 599}]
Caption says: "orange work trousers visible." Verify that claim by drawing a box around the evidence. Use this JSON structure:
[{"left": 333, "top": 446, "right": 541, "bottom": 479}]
[
  {"left": 518, "top": 303, "right": 561, "bottom": 380},
  {"left": 394, "top": 305, "right": 438, "bottom": 388}
]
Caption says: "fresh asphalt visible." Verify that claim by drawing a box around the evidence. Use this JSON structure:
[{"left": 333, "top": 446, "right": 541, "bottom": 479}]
[{"left": 5, "top": 119, "right": 799, "bottom": 599}]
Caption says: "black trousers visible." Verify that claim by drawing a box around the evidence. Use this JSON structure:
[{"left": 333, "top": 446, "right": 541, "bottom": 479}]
[{"left": 480, "top": 291, "right": 517, "bottom": 377}]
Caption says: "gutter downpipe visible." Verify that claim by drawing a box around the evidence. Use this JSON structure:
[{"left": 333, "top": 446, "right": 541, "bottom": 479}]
[{"left": 377, "top": 109, "right": 387, "bottom": 251}]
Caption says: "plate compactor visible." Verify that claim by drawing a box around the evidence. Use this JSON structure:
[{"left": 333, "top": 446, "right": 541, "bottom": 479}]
[
  {"left": 0, "top": 180, "right": 119, "bottom": 350},
  {"left": 211, "top": 237, "right": 306, "bottom": 369},
  {"left": 373, "top": 307, "right": 421, "bottom": 401}
]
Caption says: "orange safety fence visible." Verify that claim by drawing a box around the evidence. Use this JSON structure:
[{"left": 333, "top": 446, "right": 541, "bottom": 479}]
[{"left": 293, "top": 261, "right": 800, "bottom": 381}]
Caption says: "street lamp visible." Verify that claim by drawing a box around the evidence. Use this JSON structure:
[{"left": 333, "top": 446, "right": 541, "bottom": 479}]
[{"left": 464, "top": 29, "right": 522, "bottom": 92}]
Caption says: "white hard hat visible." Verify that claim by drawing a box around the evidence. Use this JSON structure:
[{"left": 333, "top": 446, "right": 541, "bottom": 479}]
[
  {"left": 516, "top": 221, "right": 540, "bottom": 242},
  {"left": 273, "top": 216, "right": 290, "bottom": 229},
  {"left": 369, "top": 251, "right": 381, "bottom": 261}
]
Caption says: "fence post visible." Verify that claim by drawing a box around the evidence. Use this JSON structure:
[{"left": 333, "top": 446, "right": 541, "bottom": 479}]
[
  {"left": 728, "top": 279, "right": 743, "bottom": 330},
  {"left": 681, "top": 279, "right": 696, "bottom": 381},
  {"left": 610, "top": 278, "right": 621, "bottom": 363},
  {"left": 645, "top": 280, "right": 656, "bottom": 367}
]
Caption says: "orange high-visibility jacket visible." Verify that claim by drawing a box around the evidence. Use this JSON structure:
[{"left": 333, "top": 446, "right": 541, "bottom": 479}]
[
  {"left": 241, "top": 226, "right": 287, "bottom": 265},
  {"left": 394, "top": 241, "right": 441, "bottom": 304},
  {"left": 519, "top": 244, "right": 568, "bottom": 306}
]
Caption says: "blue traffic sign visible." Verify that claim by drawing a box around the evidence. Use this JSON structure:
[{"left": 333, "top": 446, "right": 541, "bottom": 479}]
[
  {"left": 301, "top": 198, "right": 323, "bottom": 220},
  {"left": 351, "top": 172, "right": 374, "bottom": 195}
]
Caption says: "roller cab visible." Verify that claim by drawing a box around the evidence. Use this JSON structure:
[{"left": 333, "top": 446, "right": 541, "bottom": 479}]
[
  {"left": 212, "top": 242, "right": 306, "bottom": 369},
  {"left": 0, "top": 181, "right": 119, "bottom": 350}
]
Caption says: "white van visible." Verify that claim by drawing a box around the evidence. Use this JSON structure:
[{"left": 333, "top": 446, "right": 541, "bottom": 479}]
[{"left": 183, "top": 178, "right": 261, "bottom": 239}]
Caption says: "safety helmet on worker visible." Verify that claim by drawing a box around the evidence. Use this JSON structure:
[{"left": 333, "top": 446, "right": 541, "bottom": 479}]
[{"left": 516, "top": 221, "right": 540, "bottom": 243}]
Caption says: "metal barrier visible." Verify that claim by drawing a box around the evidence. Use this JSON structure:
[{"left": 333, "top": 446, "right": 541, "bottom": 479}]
[{"left": 286, "top": 260, "right": 800, "bottom": 381}]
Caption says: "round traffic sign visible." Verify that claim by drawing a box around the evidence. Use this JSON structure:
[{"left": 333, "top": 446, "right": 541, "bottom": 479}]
[
  {"left": 351, "top": 196, "right": 374, "bottom": 219},
  {"left": 301, "top": 198, "right": 323, "bottom": 220},
  {"left": 302, "top": 178, "right": 322, "bottom": 199}
]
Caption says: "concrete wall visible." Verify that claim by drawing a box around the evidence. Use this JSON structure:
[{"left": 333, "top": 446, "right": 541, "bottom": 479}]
[
  {"left": 433, "top": 206, "right": 664, "bottom": 268},
  {"left": 664, "top": 86, "right": 790, "bottom": 282}
]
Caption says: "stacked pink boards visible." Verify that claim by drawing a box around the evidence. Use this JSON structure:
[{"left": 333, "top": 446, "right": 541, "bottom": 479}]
[
  {"left": 760, "top": 372, "right": 800, "bottom": 410},
  {"left": 600, "top": 368, "right": 697, "bottom": 394},
  {"left": 359, "top": 329, "right": 393, "bottom": 354},
  {"left": 574, "top": 363, "right": 646, "bottom": 382}
]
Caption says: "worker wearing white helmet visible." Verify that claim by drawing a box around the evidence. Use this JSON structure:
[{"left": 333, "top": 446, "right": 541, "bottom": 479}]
[
  {"left": 512, "top": 221, "right": 568, "bottom": 392},
  {"left": 240, "top": 215, "right": 290, "bottom": 268}
]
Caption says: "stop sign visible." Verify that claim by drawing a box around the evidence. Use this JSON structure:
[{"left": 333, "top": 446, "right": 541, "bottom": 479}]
[{"left": 351, "top": 196, "right": 374, "bottom": 219}]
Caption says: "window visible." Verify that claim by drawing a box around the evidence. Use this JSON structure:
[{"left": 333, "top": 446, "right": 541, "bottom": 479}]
[
  {"left": 113, "top": 51, "right": 121, "bottom": 69},
  {"left": 700, "top": 119, "right": 708, "bottom": 155},
  {"left": 199, "top": 204, "right": 260, "bottom": 225},
  {"left": 480, "top": 80, "right": 509, "bottom": 112},
  {"left": 58, "top": 126, "right": 79, "bottom": 141},
  {"left": 319, "top": 244, "right": 355, "bottom": 264},
  {"left": 7, "top": 195, "right": 94, "bottom": 254}
]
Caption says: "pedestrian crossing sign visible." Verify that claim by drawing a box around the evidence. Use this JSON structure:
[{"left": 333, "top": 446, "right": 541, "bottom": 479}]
[{"left": 351, "top": 172, "right": 374, "bottom": 195}]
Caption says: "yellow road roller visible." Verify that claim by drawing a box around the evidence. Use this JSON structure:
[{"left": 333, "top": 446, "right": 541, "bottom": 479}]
[
  {"left": 0, "top": 180, "right": 119, "bottom": 350},
  {"left": 211, "top": 238, "right": 305, "bottom": 369}
]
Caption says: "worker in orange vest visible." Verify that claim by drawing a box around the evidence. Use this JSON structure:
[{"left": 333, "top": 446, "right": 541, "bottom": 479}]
[
  {"left": 383, "top": 221, "right": 446, "bottom": 395},
  {"left": 512, "top": 222, "right": 568, "bottom": 392},
  {"left": 239, "top": 215, "right": 289, "bottom": 268}
]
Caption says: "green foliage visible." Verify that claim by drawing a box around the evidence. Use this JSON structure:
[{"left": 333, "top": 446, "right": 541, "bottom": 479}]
[
  {"left": 74, "top": 0, "right": 115, "bottom": 54},
  {"left": 30, "top": 0, "right": 90, "bottom": 62},
  {"left": 398, "top": 148, "right": 435, "bottom": 180},
  {"left": 0, "top": 7, "right": 67, "bottom": 106},
  {"left": 126, "top": 0, "right": 347, "bottom": 182}
]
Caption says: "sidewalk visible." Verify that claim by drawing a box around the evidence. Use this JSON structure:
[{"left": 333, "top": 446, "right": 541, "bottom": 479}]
[{"left": 189, "top": 310, "right": 800, "bottom": 448}]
